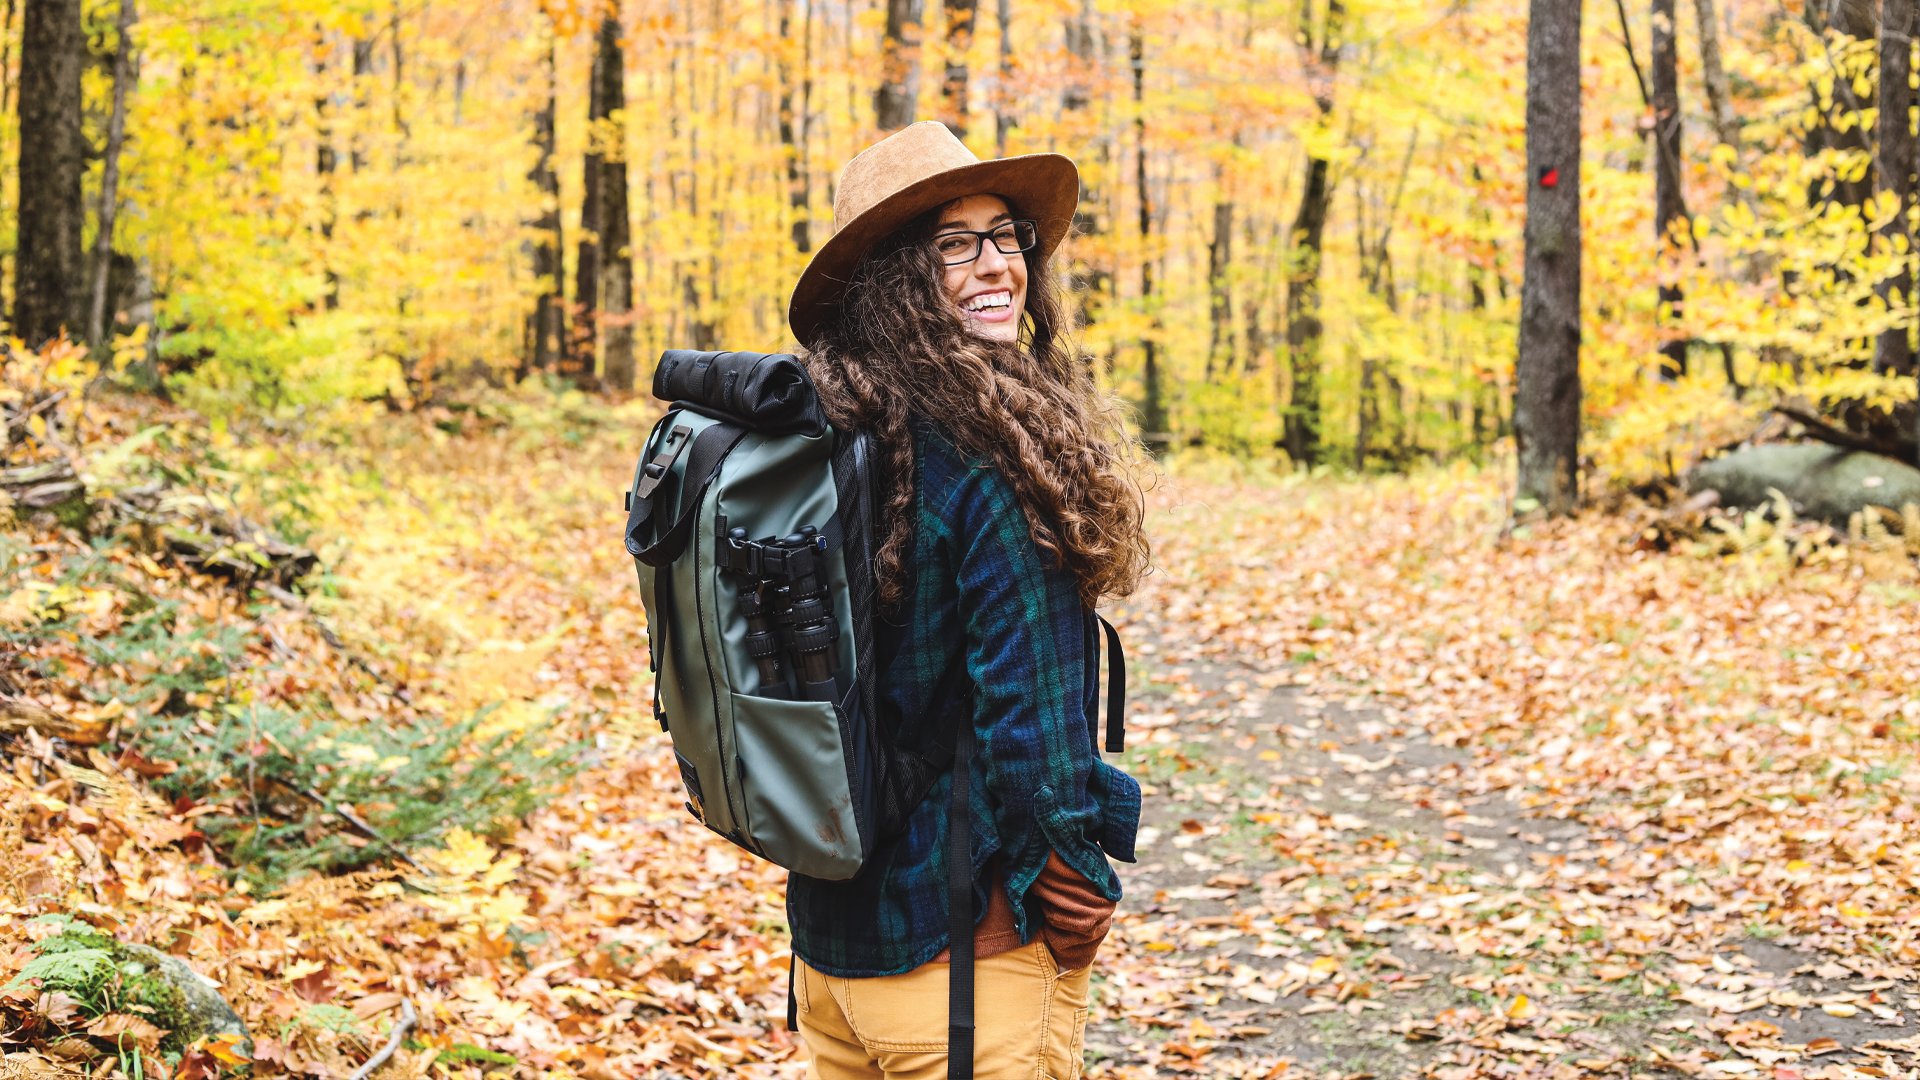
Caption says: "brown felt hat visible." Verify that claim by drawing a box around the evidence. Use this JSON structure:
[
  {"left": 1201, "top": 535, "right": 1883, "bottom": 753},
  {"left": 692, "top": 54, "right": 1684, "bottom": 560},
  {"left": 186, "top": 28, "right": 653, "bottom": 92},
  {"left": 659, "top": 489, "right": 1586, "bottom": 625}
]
[{"left": 787, "top": 121, "right": 1079, "bottom": 348}]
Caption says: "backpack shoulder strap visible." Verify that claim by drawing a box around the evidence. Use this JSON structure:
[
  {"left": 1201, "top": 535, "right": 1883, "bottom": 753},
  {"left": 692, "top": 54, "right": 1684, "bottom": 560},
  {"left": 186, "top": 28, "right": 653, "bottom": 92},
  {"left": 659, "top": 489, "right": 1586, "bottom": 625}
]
[
  {"left": 947, "top": 720, "right": 975, "bottom": 1080},
  {"left": 1092, "top": 614, "right": 1126, "bottom": 754},
  {"left": 626, "top": 420, "right": 749, "bottom": 567}
]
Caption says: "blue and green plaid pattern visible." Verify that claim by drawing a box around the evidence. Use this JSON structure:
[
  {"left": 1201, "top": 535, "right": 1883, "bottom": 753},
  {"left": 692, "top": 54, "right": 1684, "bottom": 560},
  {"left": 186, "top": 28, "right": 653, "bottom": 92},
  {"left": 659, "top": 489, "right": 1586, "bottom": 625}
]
[{"left": 787, "top": 425, "right": 1141, "bottom": 978}]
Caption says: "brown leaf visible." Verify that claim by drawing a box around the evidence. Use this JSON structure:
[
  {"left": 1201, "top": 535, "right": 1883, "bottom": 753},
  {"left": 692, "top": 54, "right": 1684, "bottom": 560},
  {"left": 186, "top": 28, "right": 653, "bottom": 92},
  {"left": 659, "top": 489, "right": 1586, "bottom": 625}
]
[
  {"left": 350, "top": 992, "right": 405, "bottom": 1020},
  {"left": 34, "top": 991, "right": 81, "bottom": 1026},
  {"left": 85, "top": 1014, "right": 167, "bottom": 1051},
  {"left": 291, "top": 965, "right": 337, "bottom": 1004}
]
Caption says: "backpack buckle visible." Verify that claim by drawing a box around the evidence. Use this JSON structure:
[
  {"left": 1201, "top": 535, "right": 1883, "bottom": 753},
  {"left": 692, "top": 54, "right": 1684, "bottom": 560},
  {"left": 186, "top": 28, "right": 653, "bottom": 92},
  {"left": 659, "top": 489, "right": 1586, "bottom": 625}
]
[{"left": 633, "top": 424, "right": 694, "bottom": 502}]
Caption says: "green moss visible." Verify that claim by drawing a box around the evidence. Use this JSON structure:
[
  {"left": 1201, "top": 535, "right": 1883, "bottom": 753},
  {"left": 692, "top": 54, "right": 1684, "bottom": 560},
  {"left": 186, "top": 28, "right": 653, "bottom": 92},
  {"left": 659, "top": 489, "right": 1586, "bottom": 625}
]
[{"left": 15, "top": 931, "right": 206, "bottom": 1054}]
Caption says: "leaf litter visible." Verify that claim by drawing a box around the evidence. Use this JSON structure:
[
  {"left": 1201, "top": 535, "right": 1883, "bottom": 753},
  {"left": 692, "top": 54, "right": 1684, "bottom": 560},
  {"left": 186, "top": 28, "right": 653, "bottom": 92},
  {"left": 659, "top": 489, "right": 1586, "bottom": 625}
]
[{"left": 5, "top": 385, "right": 1920, "bottom": 1079}]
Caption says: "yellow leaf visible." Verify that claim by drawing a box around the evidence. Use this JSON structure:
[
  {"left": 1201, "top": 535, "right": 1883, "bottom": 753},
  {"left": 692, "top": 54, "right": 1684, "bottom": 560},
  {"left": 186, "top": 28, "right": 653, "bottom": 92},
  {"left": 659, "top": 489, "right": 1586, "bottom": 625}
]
[
  {"left": 428, "top": 827, "right": 498, "bottom": 876},
  {"left": 205, "top": 1033, "right": 252, "bottom": 1066},
  {"left": 1507, "top": 994, "right": 1537, "bottom": 1019}
]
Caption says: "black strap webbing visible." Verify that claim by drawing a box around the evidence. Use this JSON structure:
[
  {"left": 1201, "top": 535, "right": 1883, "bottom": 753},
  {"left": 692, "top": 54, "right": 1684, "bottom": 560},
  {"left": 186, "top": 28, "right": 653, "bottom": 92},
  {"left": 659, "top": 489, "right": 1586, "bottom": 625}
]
[
  {"left": 947, "top": 722, "right": 975, "bottom": 1080},
  {"left": 629, "top": 422, "right": 748, "bottom": 567},
  {"left": 1097, "top": 615, "right": 1126, "bottom": 753},
  {"left": 786, "top": 954, "right": 798, "bottom": 1032}
]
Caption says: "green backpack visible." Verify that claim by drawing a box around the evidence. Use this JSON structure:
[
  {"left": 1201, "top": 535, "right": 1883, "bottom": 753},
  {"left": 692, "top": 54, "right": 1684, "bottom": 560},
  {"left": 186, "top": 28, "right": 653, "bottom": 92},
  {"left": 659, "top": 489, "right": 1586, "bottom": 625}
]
[
  {"left": 623, "top": 349, "right": 1125, "bottom": 1078},
  {"left": 624, "top": 349, "right": 950, "bottom": 880}
]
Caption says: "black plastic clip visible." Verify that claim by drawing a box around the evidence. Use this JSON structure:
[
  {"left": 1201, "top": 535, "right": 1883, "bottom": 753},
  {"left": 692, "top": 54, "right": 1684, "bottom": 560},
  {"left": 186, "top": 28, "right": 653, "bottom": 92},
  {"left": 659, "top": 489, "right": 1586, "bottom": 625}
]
[{"left": 634, "top": 424, "right": 694, "bottom": 502}]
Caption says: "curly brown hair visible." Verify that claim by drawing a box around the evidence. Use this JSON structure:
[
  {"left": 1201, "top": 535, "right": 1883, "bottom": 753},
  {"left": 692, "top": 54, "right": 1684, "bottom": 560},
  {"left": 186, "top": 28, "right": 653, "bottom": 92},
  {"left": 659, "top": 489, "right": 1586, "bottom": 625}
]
[{"left": 800, "top": 203, "right": 1150, "bottom": 610}]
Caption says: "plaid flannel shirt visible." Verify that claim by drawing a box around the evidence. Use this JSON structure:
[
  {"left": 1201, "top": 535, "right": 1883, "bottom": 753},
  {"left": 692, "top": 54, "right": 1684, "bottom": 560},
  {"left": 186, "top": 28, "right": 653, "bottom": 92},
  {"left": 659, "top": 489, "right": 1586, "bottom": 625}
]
[{"left": 787, "top": 424, "right": 1141, "bottom": 978}]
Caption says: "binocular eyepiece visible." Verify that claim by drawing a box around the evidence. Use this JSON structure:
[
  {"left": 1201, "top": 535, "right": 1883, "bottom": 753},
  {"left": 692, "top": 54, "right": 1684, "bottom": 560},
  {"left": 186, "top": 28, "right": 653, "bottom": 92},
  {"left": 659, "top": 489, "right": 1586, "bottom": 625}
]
[{"left": 721, "top": 522, "right": 842, "bottom": 702}]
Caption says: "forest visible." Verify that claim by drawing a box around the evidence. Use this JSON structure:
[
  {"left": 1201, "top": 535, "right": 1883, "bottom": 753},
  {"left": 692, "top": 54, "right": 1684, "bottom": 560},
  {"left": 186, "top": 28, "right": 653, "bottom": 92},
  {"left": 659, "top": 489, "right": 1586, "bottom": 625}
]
[
  {"left": 4, "top": 0, "right": 1914, "bottom": 479},
  {"left": 3, "top": 1, "right": 1920, "bottom": 1080}
]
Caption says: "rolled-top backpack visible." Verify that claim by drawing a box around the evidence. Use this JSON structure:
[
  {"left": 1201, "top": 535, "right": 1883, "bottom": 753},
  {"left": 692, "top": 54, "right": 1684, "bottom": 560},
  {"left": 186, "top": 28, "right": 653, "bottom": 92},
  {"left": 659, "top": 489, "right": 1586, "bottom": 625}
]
[{"left": 623, "top": 349, "right": 1124, "bottom": 1079}]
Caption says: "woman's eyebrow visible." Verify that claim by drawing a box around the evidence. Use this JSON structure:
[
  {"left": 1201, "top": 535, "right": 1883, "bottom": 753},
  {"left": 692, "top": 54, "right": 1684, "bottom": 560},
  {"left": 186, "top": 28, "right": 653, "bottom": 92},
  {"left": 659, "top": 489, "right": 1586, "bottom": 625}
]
[{"left": 934, "top": 213, "right": 1014, "bottom": 233}]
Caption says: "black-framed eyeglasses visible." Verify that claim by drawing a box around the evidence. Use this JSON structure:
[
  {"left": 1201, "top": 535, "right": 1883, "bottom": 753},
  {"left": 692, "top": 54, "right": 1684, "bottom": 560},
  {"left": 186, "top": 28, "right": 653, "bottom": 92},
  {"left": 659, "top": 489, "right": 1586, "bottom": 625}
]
[{"left": 932, "top": 220, "right": 1039, "bottom": 266}]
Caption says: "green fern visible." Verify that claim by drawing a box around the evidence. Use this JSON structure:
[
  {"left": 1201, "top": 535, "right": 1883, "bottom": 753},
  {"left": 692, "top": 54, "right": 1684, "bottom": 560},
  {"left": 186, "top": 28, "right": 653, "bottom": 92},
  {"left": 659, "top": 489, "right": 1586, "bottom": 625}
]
[{"left": 5, "top": 947, "right": 114, "bottom": 993}]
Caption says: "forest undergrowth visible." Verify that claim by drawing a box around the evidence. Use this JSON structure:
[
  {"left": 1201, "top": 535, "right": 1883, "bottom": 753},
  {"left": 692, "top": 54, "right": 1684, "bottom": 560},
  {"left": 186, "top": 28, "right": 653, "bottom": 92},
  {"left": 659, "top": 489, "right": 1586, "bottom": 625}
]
[{"left": 4, "top": 365, "right": 1920, "bottom": 1079}]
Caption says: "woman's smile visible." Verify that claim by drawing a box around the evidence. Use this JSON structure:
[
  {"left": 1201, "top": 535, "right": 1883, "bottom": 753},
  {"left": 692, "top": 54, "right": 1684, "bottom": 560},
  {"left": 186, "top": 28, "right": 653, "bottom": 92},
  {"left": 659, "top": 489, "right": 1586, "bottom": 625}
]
[
  {"left": 938, "top": 193, "right": 1028, "bottom": 342},
  {"left": 959, "top": 289, "right": 1015, "bottom": 320}
]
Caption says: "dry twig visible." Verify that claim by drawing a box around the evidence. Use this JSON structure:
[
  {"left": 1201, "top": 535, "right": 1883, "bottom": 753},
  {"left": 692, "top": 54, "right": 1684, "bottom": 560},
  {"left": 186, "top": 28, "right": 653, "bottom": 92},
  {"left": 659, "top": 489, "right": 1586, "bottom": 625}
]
[{"left": 348, "top": 999, "right": 416, "bottom": 1080}]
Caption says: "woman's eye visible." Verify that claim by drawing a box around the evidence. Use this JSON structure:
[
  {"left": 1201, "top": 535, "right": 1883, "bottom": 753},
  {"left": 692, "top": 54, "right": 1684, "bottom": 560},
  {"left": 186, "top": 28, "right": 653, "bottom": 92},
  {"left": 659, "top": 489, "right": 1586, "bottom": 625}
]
[{"left": 936, "top": 236, "right": 971, "bottom": 254}]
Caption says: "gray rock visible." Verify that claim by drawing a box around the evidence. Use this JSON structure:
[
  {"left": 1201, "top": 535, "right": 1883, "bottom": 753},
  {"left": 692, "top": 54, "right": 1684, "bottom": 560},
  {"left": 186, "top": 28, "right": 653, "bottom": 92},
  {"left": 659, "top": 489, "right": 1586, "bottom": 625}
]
[
  {"left": 1687, "top": 443, "right": 1920, "bottom": 524},
  {"left": 117, "top": 943, "right": 253, "bottom": 1064}
]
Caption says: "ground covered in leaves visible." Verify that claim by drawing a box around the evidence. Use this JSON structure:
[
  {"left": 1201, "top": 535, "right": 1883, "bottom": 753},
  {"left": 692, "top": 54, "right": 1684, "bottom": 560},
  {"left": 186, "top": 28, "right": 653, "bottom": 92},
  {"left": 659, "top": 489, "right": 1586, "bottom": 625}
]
[{"left": 6, "top": 377, "right": 1920, "bottom": 1080}]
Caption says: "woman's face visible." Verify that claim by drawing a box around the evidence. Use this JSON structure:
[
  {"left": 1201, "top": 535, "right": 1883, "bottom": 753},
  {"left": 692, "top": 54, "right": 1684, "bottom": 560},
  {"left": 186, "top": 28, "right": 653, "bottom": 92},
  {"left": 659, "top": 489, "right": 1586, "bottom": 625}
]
[{"left": 935, "top": 194, "right": 1027, "bottom": 343}]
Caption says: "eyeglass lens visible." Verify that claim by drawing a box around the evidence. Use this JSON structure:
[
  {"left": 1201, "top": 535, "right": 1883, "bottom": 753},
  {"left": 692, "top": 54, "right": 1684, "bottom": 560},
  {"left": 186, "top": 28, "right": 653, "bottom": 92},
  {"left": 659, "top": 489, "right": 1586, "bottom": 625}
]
[{"left": 935, "top": 221, "right": 1038, "bottom": 265}]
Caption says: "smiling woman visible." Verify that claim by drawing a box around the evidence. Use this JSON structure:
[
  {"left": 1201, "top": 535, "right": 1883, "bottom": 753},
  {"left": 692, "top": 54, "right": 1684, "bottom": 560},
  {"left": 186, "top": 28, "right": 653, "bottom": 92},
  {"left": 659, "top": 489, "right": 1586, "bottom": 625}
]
[
  {"left": 933, "top": 198, "right": 1035, "bottom": 342},
  {"left": 782, "top": 122, "right": 1151, "bottom": 1080}
]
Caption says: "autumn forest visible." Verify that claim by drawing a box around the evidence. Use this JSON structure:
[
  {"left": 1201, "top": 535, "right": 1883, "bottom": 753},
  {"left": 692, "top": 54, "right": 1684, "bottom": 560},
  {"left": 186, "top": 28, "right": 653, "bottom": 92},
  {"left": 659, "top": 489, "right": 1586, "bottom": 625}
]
[
  {"left": 6, "top": 0, "right": 1914, "bottom": 480},
  {"left": 6, "top": 1, "right": 1920, "bottom": 1079}
]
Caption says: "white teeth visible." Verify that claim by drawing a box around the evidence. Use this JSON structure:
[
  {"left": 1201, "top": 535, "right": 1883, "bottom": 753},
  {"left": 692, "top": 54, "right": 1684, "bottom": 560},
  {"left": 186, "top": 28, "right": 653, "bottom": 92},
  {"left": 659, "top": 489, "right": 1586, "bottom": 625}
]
[{"left": 963, "top": 292, "right": 1011, "bottom": 312}]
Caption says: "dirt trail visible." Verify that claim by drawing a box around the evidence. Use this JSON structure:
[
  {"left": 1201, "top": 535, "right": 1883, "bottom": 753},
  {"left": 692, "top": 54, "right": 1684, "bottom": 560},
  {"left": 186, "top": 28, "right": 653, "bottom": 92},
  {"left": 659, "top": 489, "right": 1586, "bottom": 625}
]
[{"left": 1084, "top": 637, "right": 1915, "bottom": 1079}]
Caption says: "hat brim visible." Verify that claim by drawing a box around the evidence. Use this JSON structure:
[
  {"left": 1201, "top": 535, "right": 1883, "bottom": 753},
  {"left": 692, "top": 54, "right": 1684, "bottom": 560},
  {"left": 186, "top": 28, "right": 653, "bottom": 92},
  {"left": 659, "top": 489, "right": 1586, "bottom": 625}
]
[{"left": 787, "top": 153, "right": 1079, "bottom": 349}]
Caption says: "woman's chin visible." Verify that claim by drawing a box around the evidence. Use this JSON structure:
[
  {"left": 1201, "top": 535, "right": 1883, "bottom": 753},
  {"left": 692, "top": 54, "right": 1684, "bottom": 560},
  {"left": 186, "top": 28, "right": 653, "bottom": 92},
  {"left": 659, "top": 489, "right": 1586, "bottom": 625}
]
[{"left": 964, "top": 316, "right": 1020, "bottom": 343}]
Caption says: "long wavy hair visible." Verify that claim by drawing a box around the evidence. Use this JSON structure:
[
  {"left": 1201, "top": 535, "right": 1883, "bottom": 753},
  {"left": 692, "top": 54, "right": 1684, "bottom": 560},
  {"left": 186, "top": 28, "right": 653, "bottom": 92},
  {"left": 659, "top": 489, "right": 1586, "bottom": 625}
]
[{"left": 801, "top": 203, "right": 1150, "bottom": 610}]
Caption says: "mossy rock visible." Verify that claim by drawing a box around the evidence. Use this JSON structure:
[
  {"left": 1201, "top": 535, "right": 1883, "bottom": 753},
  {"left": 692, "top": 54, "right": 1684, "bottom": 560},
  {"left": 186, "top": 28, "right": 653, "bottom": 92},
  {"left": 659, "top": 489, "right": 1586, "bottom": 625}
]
[
  {"left": 17, "top": 930, "right": 251, "bottom": 1065},
  {"left": 1688, "top": 444, "right": 1920, "bottom": 524},
  {"left": 114, "top": 943, "right": 253, "bottom": 1064}
]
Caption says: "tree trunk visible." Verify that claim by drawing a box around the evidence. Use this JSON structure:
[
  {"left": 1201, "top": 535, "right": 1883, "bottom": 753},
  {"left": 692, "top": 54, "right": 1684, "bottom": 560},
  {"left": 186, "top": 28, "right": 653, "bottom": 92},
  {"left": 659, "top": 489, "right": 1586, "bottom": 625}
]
[
  {"left": 1652, "top": 0, "right": 1689, "bottom": 378},
  {"left": 597, "top": 8, "right": 635, "bottom": 392},
  {"left": 1355, "top": 355, "right": 1375, "bottom": 470},
  {"left": 351, "top": 37, "right": 372, "bottom": 173},
  {"left": 1808, "top": 0, "right": 1876, "bottom": 211},
  {"left": 87, "top": 0, "right": 137, "bottom": 349},
  {"left": 1207, "top": 182, "right": 1234, "bottom": 380},
  {"left": 573, "top": 9, "right": 610, "bottom": 384},
  {"left": 1691, "top": 0, "right": 1739, "bottom": 149},
  {"left": 994, "top": 0, "right": 1012, "bottom": 157},
  {"left": 1063, "top": 0, "right": 1104, "bottom": 331},
  {"left": 2, "top": 0, "right": 19, "bottom": 119},
  {"left": 875, "top": 0, "right": 923, "bottom": 131},
  {"left": 779, "top": 0, "right": 812, "bottom": 253},
  {"left": 1515, "top": 0, "right": 1584, "bottom": 515},
  {"left": 316, "top": 29, "right": 340, "bottom": 311},
  {"left": 527, "top": 26, "right": 564, "bottom": 377},
  {"left": 1876, "top": 0, "right": 1915, "bottom": 376},
  {"left": 1282, "top": 0, "right": 1342, "bottom": 470},
  {"left": 14, "top": 0, "right": 85, "bottom": 349},
  {"left": 941, "top": 0, "right": 977, "bottom": 137},
  {"left": 1132, "top": 22, "right": 1166, "bottom": 453}
]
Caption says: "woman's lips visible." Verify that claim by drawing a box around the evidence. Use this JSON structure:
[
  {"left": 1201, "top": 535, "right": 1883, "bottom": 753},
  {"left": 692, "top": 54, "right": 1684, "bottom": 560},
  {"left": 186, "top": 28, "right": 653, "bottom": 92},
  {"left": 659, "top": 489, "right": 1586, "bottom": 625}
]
[{"left": 967, "top": 304, "right": 1017, "bottom": 323}]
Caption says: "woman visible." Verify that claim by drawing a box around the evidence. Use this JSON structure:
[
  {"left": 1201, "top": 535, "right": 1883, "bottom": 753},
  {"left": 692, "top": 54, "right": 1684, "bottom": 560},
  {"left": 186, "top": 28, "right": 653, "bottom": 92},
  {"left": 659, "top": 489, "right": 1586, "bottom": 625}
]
[{"left": 784, "top": 121, "right": 1150, "bottom": 1080}]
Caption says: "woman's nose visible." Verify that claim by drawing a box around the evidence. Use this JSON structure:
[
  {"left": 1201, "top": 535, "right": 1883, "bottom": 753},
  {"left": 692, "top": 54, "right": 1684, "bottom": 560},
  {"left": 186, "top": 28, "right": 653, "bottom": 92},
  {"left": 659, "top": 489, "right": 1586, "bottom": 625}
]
[{"left": 975, "top": 245, "right": 1010, "bottom": 277}]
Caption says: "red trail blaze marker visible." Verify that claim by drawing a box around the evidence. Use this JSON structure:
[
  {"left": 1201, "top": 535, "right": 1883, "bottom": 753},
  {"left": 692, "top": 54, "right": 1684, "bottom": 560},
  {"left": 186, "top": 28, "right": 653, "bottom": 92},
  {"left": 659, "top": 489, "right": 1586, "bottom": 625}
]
[{"left": 1538, "top": 167, "right": 1560, "bottom": 188}]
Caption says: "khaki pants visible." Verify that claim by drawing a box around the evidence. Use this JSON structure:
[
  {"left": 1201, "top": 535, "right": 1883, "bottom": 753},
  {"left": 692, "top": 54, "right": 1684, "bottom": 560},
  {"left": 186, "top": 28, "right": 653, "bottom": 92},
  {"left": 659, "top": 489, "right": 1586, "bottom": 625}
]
[{"left": 795, "top": 942, "right": 1092, "bottom": 1080}]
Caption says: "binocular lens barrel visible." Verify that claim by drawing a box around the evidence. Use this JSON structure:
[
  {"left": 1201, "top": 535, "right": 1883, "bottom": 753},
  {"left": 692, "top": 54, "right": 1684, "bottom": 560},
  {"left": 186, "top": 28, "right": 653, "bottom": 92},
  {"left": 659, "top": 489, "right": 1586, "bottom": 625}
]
[{"left": 726, "top": 524, "right": 840, "bottom": 703}]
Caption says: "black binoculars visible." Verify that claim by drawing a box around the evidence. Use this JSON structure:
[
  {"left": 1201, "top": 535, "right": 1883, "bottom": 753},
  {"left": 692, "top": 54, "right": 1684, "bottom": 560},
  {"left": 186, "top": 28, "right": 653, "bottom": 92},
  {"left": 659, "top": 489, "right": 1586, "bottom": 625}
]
[{"left": 716, "top": 518, "right": 842, "bottom": 702}]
